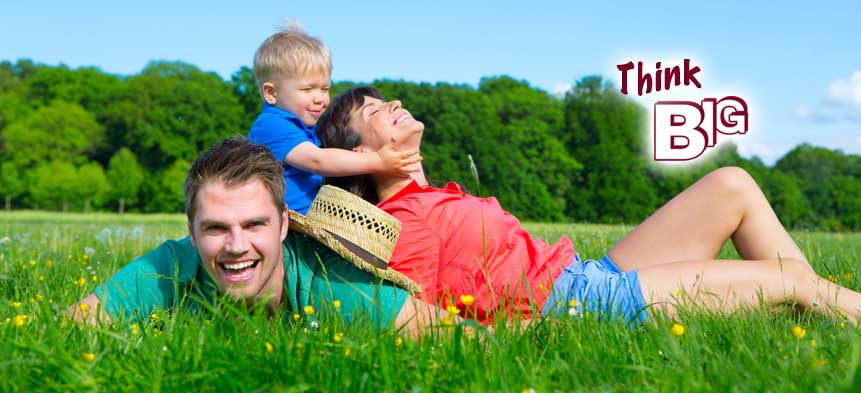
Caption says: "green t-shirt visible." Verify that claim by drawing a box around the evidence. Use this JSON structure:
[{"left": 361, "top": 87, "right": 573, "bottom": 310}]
[{"left": 94, "top": 232, "right": 408, "bottom": 329}]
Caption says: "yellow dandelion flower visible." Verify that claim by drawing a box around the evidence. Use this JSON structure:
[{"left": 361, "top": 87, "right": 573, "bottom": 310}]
[
  {"left": 76, "top": 277, "right": 87, "bottom": 286},
  {"left": 521, "top": 389, "right": 536, "bottom": 393},
  {"left": 91, "top": 275, "right": 98, "bottom": 282},
  {"left": 671, "top": 323, "right": 685, "bottom": 337},
  {"left": 45, "top": 259, "right": 53, "bottom": 268},
  {"left": 83, "top": 254, "right": 90, "bottom": 261},
  {"left": 845, "top": 273, "right": 853, "bottom": 280},
  {"left": 674, "top": 289, "right": 681, "bottom": 296},
  {"left": 568, "top": 299, "right": 578, "bottom": 307},
  {"left": 79, "top": 303, "right": 90, "bottom": 313},
  {"left": 265, "top": 342, "right": 274, "bottom": 353},
  {"left": 82, "top": 352, "right": 95, "bottom": 363},
  {"left": 344, "top": 347, "right": 351, "bottom": 357},
  {"left": 67, "top": 254, "right": 72, "bottom": 260},
  {"left": 11, "top": 301, "right": 22, "bottom": 308},
  {"left": 39, "top": 275, "right": 45, "bottom": 282},
  {"left": 36, "top": 294, "right": 45, "bottom": 302},
  {"left": 395, "top": 337, "right": 403, "bottom": 347},
  {"left": 333, "top": 300, "right": 341, "bottom": 309},
  {"left": 131, "top": 324, "right": 139, "bottom": 335},
  {"left": 814, "top": 358, "right": 828, "bottom": 367},
  {"left": 792, "top": 325, "right": 806, "bottom": 339},
  {"left": 292, "top": 313, "right": 300, "bottom": 321},
  {"left": 150, "top": 313, "right": 159, "bottom": 321},
  {"left": 446, "top": 305, "right": 460, "bottom": 316},
  {"left": 459, "top": 294, "right": 475, "bottom": 306},
  {"left": 13, "top": 314, "right": 27, "bottom": 327},
  {"left": 29, "top": 260, "right": 36, "bottom": 266},
  {"left": 295, "top": 342, "right": 304, "bottom": 349},
  {"left": 333, "top": 333, "right": 344, "bottom": 343},
  {"left": 303, "top": 305, "right": 314, "bottom": 315},
  {"left": 429, "top": 361, "right": 439, "bottom": 370},
  {"left": 29, "top": 298, "right": 36, "bottom": 305},
  {"left": 21, "top": 264, "right": 28, "bottom": 270},
  {"left": 841, "top": 322, "right": 847, "bottom": 329},
  {"left": 810, "top": 339, "right": 817, "bottom": 347}
]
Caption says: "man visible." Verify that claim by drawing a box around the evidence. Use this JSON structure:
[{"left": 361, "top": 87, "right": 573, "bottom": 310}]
[{"left": 68, "top": 136, "right": 446, "bottom": 332}]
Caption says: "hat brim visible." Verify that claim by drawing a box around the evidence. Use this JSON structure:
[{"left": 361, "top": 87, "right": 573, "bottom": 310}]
[{"left": 288, "top": 210, "right": 422, "bottom": 294}]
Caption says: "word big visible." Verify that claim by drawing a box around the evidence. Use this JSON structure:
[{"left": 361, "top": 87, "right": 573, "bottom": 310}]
[{"left": 653, "top": 97, "right": 749, "bottom": 161}]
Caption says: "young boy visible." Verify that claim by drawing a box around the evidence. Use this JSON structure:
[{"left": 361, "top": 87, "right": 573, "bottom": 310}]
[{"left": 248, "top": 21, "right": 420, "bottom": 214}]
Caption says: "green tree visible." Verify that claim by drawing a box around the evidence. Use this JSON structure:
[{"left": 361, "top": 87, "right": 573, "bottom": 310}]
[
  {"left": 143, "top": 159, "right": 189, "bottom": 213},
  {"left": 104, "top": 61, "right": 244, "bottom": 172},
  {"left": 230, "top": 66, "right": 262, "bottom": 128},
  {"left": 2, "top": 100, "right": 104, "bottom": 168},
  {"left": 75, "top": 162, "right": 110, "bottom": 213},
  {"left": 29, "top": 161, "right": 77, "bottom": 211},
  {"left": 0, "top": 162, "right": 25, "bottom": 210},
  {"left": 107, "top": 148, "right": 145, "bottom": 214},
  {"left": 563, "top": 76, "right": 657, "bottom": 223}
]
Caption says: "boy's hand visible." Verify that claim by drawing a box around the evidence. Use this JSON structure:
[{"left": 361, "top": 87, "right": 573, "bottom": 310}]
[{"left": 376, "top": 138, "right": 422, "bottom": 176}]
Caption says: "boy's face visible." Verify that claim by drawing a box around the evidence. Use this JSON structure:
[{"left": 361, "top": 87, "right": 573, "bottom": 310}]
[
  {"left": 265, "top": 70, "right": 331, "bottom": 127},
  {"left": 188, "top": 179, "right": 289, "bottom": 303}
]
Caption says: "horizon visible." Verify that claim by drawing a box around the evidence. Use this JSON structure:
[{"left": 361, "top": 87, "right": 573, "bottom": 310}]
[{"left": 2, "top": 0, "right": 859, "bottom": 164}]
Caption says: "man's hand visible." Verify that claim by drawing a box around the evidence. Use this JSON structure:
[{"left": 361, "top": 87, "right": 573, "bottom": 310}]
[{"left": 66, "top": 293, "right": 110, "bottom": 325}]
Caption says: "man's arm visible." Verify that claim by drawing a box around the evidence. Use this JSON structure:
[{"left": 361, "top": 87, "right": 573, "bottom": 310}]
[
  {"left": 285, "top": 140, "right": 421, "bottom": 177},
  {"left": 66, "top": 237, "right": 200, "bottom": 325}
]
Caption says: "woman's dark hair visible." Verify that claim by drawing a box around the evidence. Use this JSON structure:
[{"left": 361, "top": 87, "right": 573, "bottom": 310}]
[{"left": 316, "top": 86, "right": 385, "bottom": 203}]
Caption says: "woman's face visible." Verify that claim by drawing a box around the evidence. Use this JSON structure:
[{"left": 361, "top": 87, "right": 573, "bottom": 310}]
[{"left": 348, "top": 96, "right": 424, "bottom": 152}]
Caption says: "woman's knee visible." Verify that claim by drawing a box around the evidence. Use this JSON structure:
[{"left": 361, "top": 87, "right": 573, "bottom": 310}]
[{"left": 704, "top": 166, "right": 762, "bottom": 201}]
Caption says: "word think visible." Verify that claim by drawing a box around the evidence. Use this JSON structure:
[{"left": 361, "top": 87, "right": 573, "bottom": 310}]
[{"left": 616, "top": 59, "right": 701, "bottom": 96}]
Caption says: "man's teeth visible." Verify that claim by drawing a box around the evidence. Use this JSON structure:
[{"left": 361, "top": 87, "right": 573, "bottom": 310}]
[
  {"left": 395, "top": 115, "right": 409, "bottom": 125},
  {"left": 223, "top": 261, "right": 255, "bottom": 271}
]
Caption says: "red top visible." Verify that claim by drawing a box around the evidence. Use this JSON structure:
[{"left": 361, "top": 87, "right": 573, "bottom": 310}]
[{"left": 377, "top": 180, "right": 575, "bottom": 323}]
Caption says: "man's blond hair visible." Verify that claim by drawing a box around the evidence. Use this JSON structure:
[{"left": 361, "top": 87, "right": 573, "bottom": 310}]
[{"left": 253, "top": 19, "right": 331, "bottom": 89}]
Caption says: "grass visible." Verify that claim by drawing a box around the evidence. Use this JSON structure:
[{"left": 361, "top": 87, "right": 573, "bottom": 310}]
[{"left": 2, "top": 212, "right": 861, "bottom": 391}]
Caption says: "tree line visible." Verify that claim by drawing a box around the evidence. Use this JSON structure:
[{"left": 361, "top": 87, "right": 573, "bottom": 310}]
[{"left": 0, "top": 59, "right": 859, "bottom": 230}]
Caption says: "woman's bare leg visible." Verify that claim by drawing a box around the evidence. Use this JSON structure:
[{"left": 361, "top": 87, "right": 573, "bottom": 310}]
[
  {"left": 636, "top": 257, "right": 860, "bottom": 320},
  {"left": 608, "top": 167, "right": 809, "bottom": 272}
]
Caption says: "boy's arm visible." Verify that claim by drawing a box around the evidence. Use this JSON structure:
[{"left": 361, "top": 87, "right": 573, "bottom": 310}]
[{"left": 285, "top": 140, "right": 422, "bottom": 177}]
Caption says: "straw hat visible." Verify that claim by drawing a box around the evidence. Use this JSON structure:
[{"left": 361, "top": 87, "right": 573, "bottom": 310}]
[{"left": 288, "top": 185, "right": 422, "bottom": 294}]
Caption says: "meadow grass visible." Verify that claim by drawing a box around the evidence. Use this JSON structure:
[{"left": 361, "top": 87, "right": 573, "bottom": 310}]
[{"left": 2, "top": 213, "right": 861, "bottom": 392}]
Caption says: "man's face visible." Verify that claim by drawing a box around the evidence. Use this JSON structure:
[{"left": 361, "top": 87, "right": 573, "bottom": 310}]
[
  {"left": 188, "top": 179, "right": 289, "bottom": 302},
  {"left": 272, "top": 70, "right": 331, "bottom": 127},
  {"left": 349, "top": 96, "right": 424, "bottom": 152}
]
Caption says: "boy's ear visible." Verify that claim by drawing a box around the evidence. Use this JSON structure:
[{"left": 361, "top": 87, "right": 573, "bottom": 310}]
[{"left": 261, "top": 82, "right": 278, "bottom": 105}]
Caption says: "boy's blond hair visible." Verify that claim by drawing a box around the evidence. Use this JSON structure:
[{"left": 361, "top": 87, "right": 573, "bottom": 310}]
[{"left": 253, "top": 19, "right": 331, "bottom": 89}]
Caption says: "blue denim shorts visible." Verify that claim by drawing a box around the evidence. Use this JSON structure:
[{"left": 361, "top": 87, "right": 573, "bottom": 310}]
[{"left": 541, "top": 254, "right": 648, "bottom": 324}]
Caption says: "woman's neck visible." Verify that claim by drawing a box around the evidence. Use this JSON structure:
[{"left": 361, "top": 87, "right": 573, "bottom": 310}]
[{"left": 374, "top": 167, "right": 429, "bottom": 202}]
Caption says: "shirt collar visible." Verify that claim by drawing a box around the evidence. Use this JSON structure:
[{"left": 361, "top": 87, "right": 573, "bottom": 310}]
[{"left": 262, "top": 102, "right": 309, "bottom": 130}]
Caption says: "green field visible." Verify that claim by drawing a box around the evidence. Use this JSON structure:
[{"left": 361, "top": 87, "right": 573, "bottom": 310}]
[{"left": 3, "top": 212, "right": 861, "bottom": 391}]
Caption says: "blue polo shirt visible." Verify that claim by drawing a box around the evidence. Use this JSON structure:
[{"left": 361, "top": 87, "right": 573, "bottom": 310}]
[{"left": 248, "top": 103, "right": 323, "bottom": 214}]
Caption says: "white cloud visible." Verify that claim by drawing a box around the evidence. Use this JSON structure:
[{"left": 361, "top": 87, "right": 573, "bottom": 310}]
[
  {"left": 552, "top": 82, "right": 572, "bottom": 98},
  {"left": 797, "top": 70, "right": 861, "bottom": 124},
  {"left": 826, "top": 70, "right": 861, "bottom": 108},
  {"left": 795, "top": 104, "right": 810, "bottom": 119}
]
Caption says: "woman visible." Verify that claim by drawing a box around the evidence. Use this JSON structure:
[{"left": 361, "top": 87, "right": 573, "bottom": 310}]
[{"left": 317, "top": 86, "right": 858, "bottom": 325}]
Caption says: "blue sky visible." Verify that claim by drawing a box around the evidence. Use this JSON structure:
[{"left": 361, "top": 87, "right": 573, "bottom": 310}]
[{"left": 2, "top": 0, "right": 860, "bottom": 164}]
